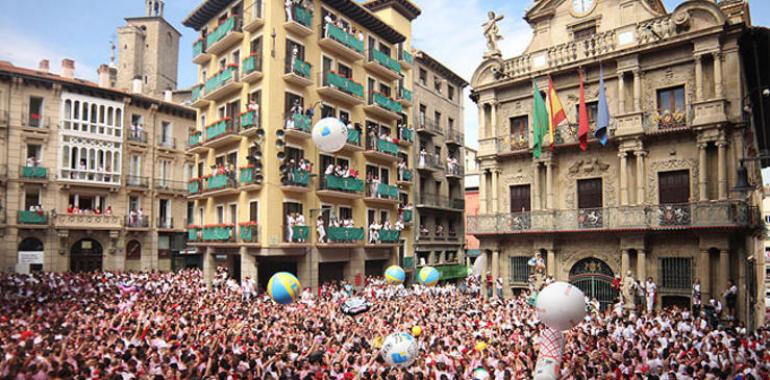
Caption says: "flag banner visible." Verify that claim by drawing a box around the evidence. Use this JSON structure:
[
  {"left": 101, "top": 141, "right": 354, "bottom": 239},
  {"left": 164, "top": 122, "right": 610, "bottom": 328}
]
[
  {"left": 532, "top": 82, "right": 549, "bottom": 158},
  {"left": 595, "top": 65, "right": 610, "bottom": 145},
  {"left": 547, "top": 77, "right": 567, "bottom": 148},
  {"left": 578, "top": 72, "right": 590, "bottom": 151}
]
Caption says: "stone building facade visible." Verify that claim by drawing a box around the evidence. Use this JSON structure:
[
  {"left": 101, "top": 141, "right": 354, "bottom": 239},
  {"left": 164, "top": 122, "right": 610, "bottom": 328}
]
[
  {"left": 469, "top": 0, "right": 765, "bottom": 327},
  {"left": 0, "top": 59, "right": 195, "bottom": 274}
]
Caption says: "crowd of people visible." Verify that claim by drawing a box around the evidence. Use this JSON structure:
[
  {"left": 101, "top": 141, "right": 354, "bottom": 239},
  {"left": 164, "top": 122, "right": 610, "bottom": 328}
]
[
  {"left": 0, "top": 269, "right": 767, "bottom": 379},
  {"left": 65, "top": 204, "right": 114, "bottom": 217}
]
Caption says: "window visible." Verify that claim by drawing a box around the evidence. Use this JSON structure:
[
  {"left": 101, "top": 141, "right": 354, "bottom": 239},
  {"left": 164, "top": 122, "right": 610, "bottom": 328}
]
[
  {"left": 575, "top": 101, "right": 599, "bottom": 125},
  {"left": 510, "top": 116, "right": 528, "bottom": 149},
  {"left": 448, "top": 85, "right": 455, "bottom": 101},
  {"left": 129, "top": 155, "right": 141, "bottom": 177},
  {"left": 159, "top": 199, "right": 170, "bottom": 226},
  {"left": 573, "top": 25, "right": 596, "bottom": 40},
  {"left": 658, "top": 170, "right": 690, "bottom": 204},
  {"left": 29, "top": 96, "right": 43, "bottom": 127},
  {"left": 338, "top": 63, "right": 352, "bottom": 79},
  {"left": 660, "top": 258, "right": 692, "bottom": 289},
  {"left": 577, "top": 178, "right": 602, "bottom": 209},
  {"left": 159, "top": 160, "right": 171, "bottom": 181},
  {"left": 510, "top": 256, "right": 530, "bottom": 283},
  {"left": 24, "top": 189, "right": 40, "bottom": 209},
  {"left": 187, "top": 201, "right": 194, "bottom": 225},
  {"left": 285, "top": 92, "right": 304, "bottom": 115},
  {"left": 128, "top": 196, "right": 140, "bottom": 212},
  {"left": 419, "top": 105, "right": 426, "bottom": 127},
  {"left": 509, "top": 185, "right": 531, "bottom": 213},
  {"left": 216, "top": 205, "right": 224, "bottom": 224},
  {"left": 321, "top": 104, "right": 336, "bottom": 118},
  {"left": 26, "top": 144, "right": 41, "bottom": 165},
  {"left": 249, "top": 201, "right": 258, "bottom": 223},
  {"left": 160, "top": 121, "right": 172, "bottom": 146},
  {"left": 286, "top": 39, "right": 305, "bottom": 62},
  {"left": 434, "top": 76, "right": 442, "bottom": 93},
  {"left": 657, "top": 86, "right": 685, "bottom": 114},
  {"left": 229, "top": 204, "right": 237, "bottom": 225},
  {"left": 419, "top": 68, "right": 427, "bottom": 85},
  {"left": 448, "top": 118, "right": 455, "bottom": 132},
  {"left": 434, "top": 111, "right": 441, "bottom": 128}
]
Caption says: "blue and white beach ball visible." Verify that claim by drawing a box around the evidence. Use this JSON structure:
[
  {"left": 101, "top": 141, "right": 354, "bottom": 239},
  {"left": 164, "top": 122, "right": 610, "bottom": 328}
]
[
  {"left": 380, "top": 332, "right": 418, "bottom": 368},
  {"left": 417, "top": 266, "right": 440, "bottom": 287},
  {"left": 384, "top": 265, "right": 406, "bottom": 285},
  {"left": 311, "top": 117, "right": 348, "bottom": 153},
  {"left": 267, "top": 272, "right": 302, "bottom": 305}
]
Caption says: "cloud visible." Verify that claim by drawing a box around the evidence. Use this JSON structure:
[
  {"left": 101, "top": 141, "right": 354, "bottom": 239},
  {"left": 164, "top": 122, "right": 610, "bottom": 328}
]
[
  {"left": 0, "top": 27, "right": 98, "bottom": 81},
  {"left": 411, "top": 0, "right": 532, "bottom": 148}
]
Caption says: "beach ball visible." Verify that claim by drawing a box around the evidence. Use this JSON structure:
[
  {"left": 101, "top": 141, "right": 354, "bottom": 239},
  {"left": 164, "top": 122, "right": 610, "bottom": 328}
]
[
  {"left": 535, "top": 281, "right": 586, "bottom": 331},
  {"left": 267, "top": 272, "right": 302, "bottom": 305},
  {"left": 380, "top": 332, "right": 418, "bottom": 368},
  {"left": 472, "top": 368, "right": 490, "bottom": 380},
  {"left": 411, "top": 325, "right": 422, "bottom": 337},
  {"left": 385, "top": 265, "right": 406, "bottom": 285},
  {"left": 417, "top": 266, "right": 440, "bottom": 287},
  {"left": 311, "top": 117, "right": 348, "bottom": 153},
  {"left": 475, "top": 341, "right": 487, "bottom": 352}
]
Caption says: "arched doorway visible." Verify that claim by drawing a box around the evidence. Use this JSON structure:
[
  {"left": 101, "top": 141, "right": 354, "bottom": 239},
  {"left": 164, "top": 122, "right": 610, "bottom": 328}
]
[
  {"left": 17, "top": 238, "right": 44, "bottom": 273},
  {"left": 70, "top": 238, "right": 103, "bottom": 272},
  {"left": 126, "top": 240, "right": 141, "bottom": 261},
  {"left": 569, "top": 257, "right": 616, "bottom": 310}
]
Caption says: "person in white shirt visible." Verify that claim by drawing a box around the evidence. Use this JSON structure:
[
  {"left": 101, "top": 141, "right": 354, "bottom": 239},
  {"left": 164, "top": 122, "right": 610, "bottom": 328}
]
[
  {"left": 645, "top": 277, "right": 657, "bottom": 312},
  {"left": 285, "top": 0, "right": 294, "bottom": 22},
  {"left": 316, "top": 216, "right": 326, "bottom": 243},
  {"left": 286, "top": 213, "right": 295, "bottom": 242}
]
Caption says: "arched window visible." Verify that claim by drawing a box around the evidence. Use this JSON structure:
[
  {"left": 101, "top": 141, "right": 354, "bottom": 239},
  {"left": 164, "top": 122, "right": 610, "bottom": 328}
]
[
  {"left": 115, "top": 109, "right": 122, "bottom": 127},
  {"left": 70, "top": 146, "right": 78, "bottom": 169},
  {"left": 82, "top": 102, "right": 89, "bottom": 122},
  {"left": 113, "top": 152, "right": 120, "bottom": 173},
  {"left": 99, "top": 105, "right": 105, "bottom": 124},
  {"left": 98, "top": 149, "right": 105, "bottom": 167},
  {"left": 73, "top": 100, "right": 80, "bottom": 119},
  {"left": 88, "top": 149, "right": 96, "bottom": 170},
  {"left": 107, "top": 107, "right": 114, "bottom": 126},
  {"left": 79, "top": 148, "right": 87, "bottom": 169},
  {"left": 18, "top": 238, "right": 44, "bottom": 252},
  {"left": 106, "top": 151, "right": 113, "bottom": 172},
  {"left": 62, "top": 145, "right": 69, "bottom": 169},
  {"left": 90, "top": 104, "right": 97, "bottom": 123}
]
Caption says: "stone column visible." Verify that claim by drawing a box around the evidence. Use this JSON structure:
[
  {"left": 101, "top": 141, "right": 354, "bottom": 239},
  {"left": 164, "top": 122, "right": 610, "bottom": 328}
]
[
  {"left": 546, "top": 162, "right": 554, "bottom": 209},
  {"left": 621, "top": 249, "right": 630, "bottom": 277},
  {"left": 478, "top": 104, "right": 486, "bottom": 139},
  {"left": 695, "top": 54, "right": 703, "bottom": 102},
  {"left": 479, "top": 170, "right": 487, "bottom": 214},
  {"left": 490, "top": 101, "right": 497, "bottom": 135},
  {"left": 619, "top": 151, "right": 628, "bottom": 205},
  {"left": 532, "top": 162, "right": 541, "bottom": 210},
  {"left": 718, "top": 249, "right": 729, "bottom": 298},
  {"left": 617, "top": 72, "right": 625, "bottom": 114},
  {"left": 698, "top": 142, "right": 708, "bottom": 201},
  {"left": 633, "top": 69, "right": 642, "bottom": 112},
  {"left": 637, "top": 249, "right": 647, "bottom": 280},
  {"left": 546, "top": 249, "right": 555, "bottom": 277},
  {"left": 717, "top": 139, "right": 728, "bottom": 200},
  {"left": 699, "top": 248, "right": 711, "bottom": 299},
  {"left": 713, "top": 51, "right": 723, "bottom": 99},
  {"left": 491, "top": 170, "right": 499, "bottom": 213},
  {"left": 240, "top": 247, "right": 257, "bottom": 282},
  {"left": 635, "top": 150, "right": 646, "bottom": 204},
  {"left": 492, "top": 249, "right": 500, "bottom": 281},
  {"left": 203, "top": 247, "right": 216, "bottom": 289}
]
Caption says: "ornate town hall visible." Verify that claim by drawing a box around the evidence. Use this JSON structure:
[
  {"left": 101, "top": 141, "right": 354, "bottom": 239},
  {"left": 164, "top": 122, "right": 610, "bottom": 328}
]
[{"left": 469, "top": 0, "right": 766, "bottom": 327}]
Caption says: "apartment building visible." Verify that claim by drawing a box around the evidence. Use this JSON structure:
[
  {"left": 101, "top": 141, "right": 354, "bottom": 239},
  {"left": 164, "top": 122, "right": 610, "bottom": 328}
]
[
  {"left": 183, "top": 0, "right": 422, "bottom": 289},
  {"left": 0, "top": 59, "right": 195, "bottom": 273}
]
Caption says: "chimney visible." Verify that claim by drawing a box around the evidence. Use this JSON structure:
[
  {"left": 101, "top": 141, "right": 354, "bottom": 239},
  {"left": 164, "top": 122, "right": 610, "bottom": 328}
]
[
  {"left": 61, "top": 58, "right": 75, "bottom": 79},
  {"left": 131, "top": 76, "right": 143, "bottom": 94},
  {"left": 38, "top": 59, "right": 50, "bottom": 73},
  {"left": 97, "top": 64, "right": 111, "bottom": 88},
  {"left": 163, "top": 89, "right": 173, "bottom": 102}
]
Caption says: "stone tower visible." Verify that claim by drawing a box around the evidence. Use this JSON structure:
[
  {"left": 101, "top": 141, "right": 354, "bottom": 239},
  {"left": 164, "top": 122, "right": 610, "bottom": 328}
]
[{"left": 116, "top": 0, "right": 180, "bottom": 98}]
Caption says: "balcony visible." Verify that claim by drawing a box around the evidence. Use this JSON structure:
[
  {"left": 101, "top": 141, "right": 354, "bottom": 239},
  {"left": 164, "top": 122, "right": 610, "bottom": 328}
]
[
  {"left": 319, "top": 23, "right": 364, "bottom": 61},
  {"left": 285, "top": 225, "right": 310, "bottom": 244},
  {"left": 446, "top": 164, "right": 464, "bottom": 179},
  {"left": 370, "top": 229, "right": 400, "bottom": 246},
  {"left": 284, "top": 112, "right": 312, "bottom": 139},
  {"left": 317, "top": 71, "right": 365, "bottom": 105},
  {"left": 17, "top": 210, "right": 48, "bottom": 227},
  {"left": 202, "top": 225, "right": 235, "bottom": 242},
  {"left": 188, "top": 178, "right": 202, "bottom": 195},
  {"left": 365, "top": 92, "right": 402, "bottom": 121},
  {"left": 54, "top": 213, "right": 122, "bottom": 231},
  {"left": 398, "top": 49, "right": 413, "bottom": 70},
  {"left": 397, "top": 126, "right": 413, "bottom": 146},
  {"left": 158, "top": 136, "right": 176, "bottom": 151},
  {"left": 325, "top": 226, "right": 365, "bottom": 245},
  {"left": 192, "top": 39, "right": 210, "bottom": 65},
  {"left": 241, "top": 54, "right": 263, "bottom": 83},
  {"left": 187, "top": 226, "right": 201, "bottom": 242},
  {"left": 365, "top": 49, "right": 402, "bottom": 81},
  {"left": 364, "top": 137, "right": 400, "bottom": 163},
  {"left": 400, "top": 209, "right": 413, "bottom": 224},
  {"left": 203, "top": 66, "right": 242, "bottom": 102},
  {"left": 203, "top": 173, "right": 239, "bottom": 196},
  {"left": 239, "top": 223, "right": 260, "bottom": 243},
  {"left": 188, "top": 131, "right": 207, "bottom": 154},
  {"left": 466, "top": 201, "right": 758, "bottom": 235},
  {"left": 190, "top": 85, "right": 208, "bottom": 108},
  {"left": 126, "top": 215, "right": 150, "bottom": 230},
  {"left": 154, "top": 179, "right": 187, "bottom": 194},
  {"left": 281, "top": 169, "right": 311, "bottom": 193},
  {"left": 157, "top": 217, "right": 176, "bottom": 230},
  {"left": 19, "top": 166, "right": 48, "bottom": 181},
  {"left": 239, "top": 110, "right": 261, "bottom": 137},
  {"left": 446, "top": 129, "right": 464, "bottom": 146},
  {"left": 283, "top": 57, "right": 313, "bottom": 87},
  {"left": 364, "top": 182, "right": 400, "bottom": 206},
  {"left": 206, "top": 17, "right": 242, "bottom": 55},
  {"left": 397, "top": 87, "right": 412, "bottom": 107},
  {"left": 417, "top": 194, "right": 464, "bottom": 211},
  {"left": 59, "top": 169, "right": 121, "bottom": 187},
  {"left": 203, "top": 119, "right": 241, "bottom": 148},
  {"left": 284, "top": 4, "right": 313, "bottom": 37},
  {"left": 126, "top": 175, "right": 150, "bottom": 190},
  {"left": 416, "top": 118, "right": 442, "bottom": 135},
  {"left": 340, "top": 127, "right": 364, "bottom": 152},
  {"left": 242, "top": 0, "right": 264, "bottom": 32},
  {"left": 416, "top": 153, "right": 442, "bottom": 172},
  {"left": 127, "top": 129, "right": 148, "bottom": 145},
  {"left": 397, "top": 168, "right": 413, "bottom": 186},
  {"left": 317, "top": 175, "right": 364, "bottom": 200},
  {"left": 645, "top": 107, "right": 692, "bottom": 132},
  {"left": 239, "top": 166, "right": 262, "bottom": 190}
]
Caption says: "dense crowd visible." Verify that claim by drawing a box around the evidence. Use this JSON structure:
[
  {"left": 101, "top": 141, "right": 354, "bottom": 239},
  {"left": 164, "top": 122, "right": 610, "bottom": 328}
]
[{"left": 0, "top": 269, "right": 767, "bottom": 379}]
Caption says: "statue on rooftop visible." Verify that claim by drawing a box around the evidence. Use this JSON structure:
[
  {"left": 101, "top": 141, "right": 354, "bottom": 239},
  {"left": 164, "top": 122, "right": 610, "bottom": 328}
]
[{"left": 482, "top": 11, "right": 504, "bottom": 58}]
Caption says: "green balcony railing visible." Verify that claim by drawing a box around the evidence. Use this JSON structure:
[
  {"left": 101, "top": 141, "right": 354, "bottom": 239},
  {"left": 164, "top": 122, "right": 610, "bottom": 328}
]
[
  {"left": 379, "top": 229, "right": 401, "bottom": 243},
  {"left": 400, "top": 127, "right": 413, "bottom": 142},
  {"left": 398, "top": 87, "right": 412, "bottom": 103},
  {"left": 372, "top": 92, "right": 403, "bottom": 113},
  {"left": 376, "top": 183, "right": 399, "bottom": 199},
  {"left": 206, "top": 119, "right": 229, "bottom": 140},
  {"left": 204, "top": 66, "right": 236, "bottom": 95},
  {"left": 436, "top": 264, "right": 470, "bottom": 280},
  {"left": 376, "top": 138, "right": 399, "bottom": 156},
  {"left": 290, "top": 113, "right": 312, "bottom": 133},
  {"left": 325, "top": 23, "right": 364, "bottom": 53},
  {"left": 287, "top": 169, "right": 310, "bottom": 186},
  {"left": 239, "top": 225, "right": 259, "bottom": 242},
  {"left": 240, "top": 110, "right": 258, "bottom": 129},
  {"left": 187, "top": 228, "right": 199, "bottom": 241},
  {"left": 289, "top": 225, "right": 310, "bottom": 242},
  {"left": 328, "top": 226, "right": 365, "bottom": 242},
  {"left": 400, "top": 169, "right": 413, "bottom": 181},
  {"left": 206, "top": 174, "right": 230, "bottom": 191},
  {"left": 371, "top": 49, "right": 401, "bottom": 74},
  {"left": 401, "top": 50, "right": 413, "bottom": 64},
  {"left": 239, "top": 167, "right": 262, "bottom": 185},
  {"left": 189, "top": 132, "right": 202, "bottom": 147},
  {"left": 293, "top": 5, "right": 313, "bottom": 27},
  {"left": 325, "top": 175, "right": 364, "bottom": 192},
  {"left": 202, "top": 226, "right": 233, "bottom": 241},
  {"left": 347, "top": 128, "right": 361, "bottom": 145},
  {"left": 17, "top": 210, "right": 47, "bottom": 225},
  {"left": 326, "top": 72, "right": 364, "bottom": 98},
  {"left": 206, "top": 17, "right": 236, "bottom": 47},
  {"left": 192, "top": 85, "right": 203, "bottom": 102},
  {"left": 402, "top": 256, "right": 414, "bottom": 269},
  {"left": 21, "top": 166, "right": 47, "bottom": 179},
  {"left": 402, "top": 209, "right": 413, "bottom": 223},
  {"left": 290, "top": 58, "right": 311, "bottom": 78},
  {"left": 242, "top": 54, "right": 262, "bottom": 75},
  {"left": 188, "top": 180, "right": 200, "bottom": 194},
  {"left": 193, "top": 39, "right": 205, "bottom": 58}
]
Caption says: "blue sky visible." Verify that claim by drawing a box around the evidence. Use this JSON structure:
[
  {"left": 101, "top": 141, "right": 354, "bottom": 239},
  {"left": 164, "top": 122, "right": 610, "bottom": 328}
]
[{"left": 1, "top": 0, "right": 769, "bottom": 151}]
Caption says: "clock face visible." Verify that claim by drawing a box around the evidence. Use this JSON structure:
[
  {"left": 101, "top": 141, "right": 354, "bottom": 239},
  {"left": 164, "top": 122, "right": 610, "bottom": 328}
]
[{"left": 572, "top": 0, "right": 595, "bottom": 15}]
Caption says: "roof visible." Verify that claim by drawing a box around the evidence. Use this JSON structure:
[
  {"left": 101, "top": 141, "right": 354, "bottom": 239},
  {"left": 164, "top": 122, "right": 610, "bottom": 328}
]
[
  {"left": 414, "top": 50, "right": 469, "bottom": 87},
  {"left": 0, "top": 61, "right": 195, "bottom": 119},
  {"left": 362, "top": 0, "right": 421, "bottom": 21},
  {"left": 182, "top": 0, "right": 406, "bottom": 44},
  {"left": 124, "top": 16, "right": 183, "bottom": 36}
]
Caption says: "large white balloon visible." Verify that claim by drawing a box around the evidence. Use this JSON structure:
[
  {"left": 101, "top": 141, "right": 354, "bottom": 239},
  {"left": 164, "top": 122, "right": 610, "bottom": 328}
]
[
  {"left": 535, "top": 281, "right": 586, "bottom": 331},
  {"left": 311, "top": 117, "right": 348, "bottom": 153},
  {"left": 380, "top": 332, "right": 418, "bottom": 368}
]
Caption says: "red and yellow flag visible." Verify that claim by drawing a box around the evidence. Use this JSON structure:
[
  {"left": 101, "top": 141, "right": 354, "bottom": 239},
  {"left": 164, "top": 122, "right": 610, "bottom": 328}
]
[{"left": 547, "top": 77, "right": 567, "bottom": 148}]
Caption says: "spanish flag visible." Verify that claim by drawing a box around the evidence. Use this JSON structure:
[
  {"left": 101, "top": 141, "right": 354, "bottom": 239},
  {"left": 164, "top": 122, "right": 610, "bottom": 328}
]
[{"left": 547, "top": 77, "right": 567, "bottom": 148}]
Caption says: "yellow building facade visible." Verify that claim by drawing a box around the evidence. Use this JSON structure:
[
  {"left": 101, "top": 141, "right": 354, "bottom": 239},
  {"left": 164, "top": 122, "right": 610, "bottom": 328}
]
[{"left": 183, "top": 0, "right": 421, "bottom": 290}]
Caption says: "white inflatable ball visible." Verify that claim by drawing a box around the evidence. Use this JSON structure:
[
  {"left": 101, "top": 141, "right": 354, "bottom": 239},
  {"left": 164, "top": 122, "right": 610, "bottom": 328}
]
[
  {"left": 311, "top": 117, "right": 348, "bottom": 153},
  {"left": 380, "top": 332, "right": 418, "bottom": 368},
  {"left": 535, "top": 281, "right": 586, "bottom": 331},
  {"left": 472, "top": 368, "right": 490, "bottom": 380}
]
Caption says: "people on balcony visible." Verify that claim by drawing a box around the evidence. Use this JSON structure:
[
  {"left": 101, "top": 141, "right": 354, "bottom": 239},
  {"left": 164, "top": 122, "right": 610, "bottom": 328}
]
[
  {"left": 25, "top": 155, "right": 39, "bottom": 168},
  {"left": 286, "top": 212, "right": 306, "bottom": 242},
  {"left": 419, "top": 224, "right": 429, "bottom": 237},
  {"left": 316, "top": 216, "right": 326, "bottom": 243},
  {"left": 447, "top": 155, "right": 459, "bottom": 175},
  {"left": 419, "top": 148, "right": 427, "bottom": 168},
  {"left": 397, "top": 160, "right": 408, "bottom": 181},
  {"left": 435, "top": 224, "right": 444, "bottom": 238},
  {"left": 368, "top": 219, "right": 382, "bottom": 244},
  {"left": 284, "top": 0, "right": 294, "bottom": 22}
]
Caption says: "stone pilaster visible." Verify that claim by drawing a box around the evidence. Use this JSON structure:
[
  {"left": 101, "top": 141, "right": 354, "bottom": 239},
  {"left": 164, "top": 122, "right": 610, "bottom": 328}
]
[
  {"left": 202, "top": 247, "right": 216, "bottom": 289},
  {"left": 546, "top": 162, "right": 554, "bottom": 209},
  {"left": 698, "top": 142, "right": 708, "bottom": 201},
  {"left": 240, "top": 247, "right": 257, "bottom": 283},
  {"left": 634, "top": 150, "right": 646, "bottom": 204},
  {"left": 695, "top": 54, "right": 703, "bottom": 101},
  {"left": 717, "top": 139, "right": 728, "bottom": 200},
  {"left": 619, "top": 151, "right": 628, "bottom": 205}
]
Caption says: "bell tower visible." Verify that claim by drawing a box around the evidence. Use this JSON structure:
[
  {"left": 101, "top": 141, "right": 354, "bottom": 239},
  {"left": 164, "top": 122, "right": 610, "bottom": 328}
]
[{"left": 146, "top": 0, "right": 164, "bottom": 17}]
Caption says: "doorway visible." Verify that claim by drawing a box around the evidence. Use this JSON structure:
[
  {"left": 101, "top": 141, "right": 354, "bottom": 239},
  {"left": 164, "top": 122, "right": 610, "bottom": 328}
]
[{"left": 70, "top": 238, "right": 104, "bottom": 272}]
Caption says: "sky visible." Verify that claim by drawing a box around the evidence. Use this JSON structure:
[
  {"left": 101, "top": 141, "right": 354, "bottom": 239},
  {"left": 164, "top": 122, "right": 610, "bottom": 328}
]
[{"left": 1, "top": 0, "right": 769, "bottom": 153}]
